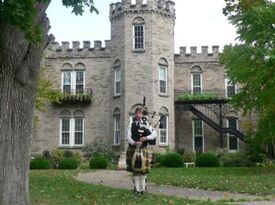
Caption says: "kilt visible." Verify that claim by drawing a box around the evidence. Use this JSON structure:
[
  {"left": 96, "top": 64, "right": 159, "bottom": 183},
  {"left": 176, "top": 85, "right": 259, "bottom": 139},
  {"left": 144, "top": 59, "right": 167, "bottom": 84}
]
[{"left": 126, "top": 146, "right": 150, "bottom": 175}]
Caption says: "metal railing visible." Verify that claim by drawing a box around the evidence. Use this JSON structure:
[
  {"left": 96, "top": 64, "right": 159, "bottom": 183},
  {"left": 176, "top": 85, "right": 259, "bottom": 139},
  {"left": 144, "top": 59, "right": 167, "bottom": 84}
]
[
  {"left": 175, "top": 89, "right": 238, "bottom": 101},
  {"left": 57, "top": 88, "right": 93, "bottom": 103}
]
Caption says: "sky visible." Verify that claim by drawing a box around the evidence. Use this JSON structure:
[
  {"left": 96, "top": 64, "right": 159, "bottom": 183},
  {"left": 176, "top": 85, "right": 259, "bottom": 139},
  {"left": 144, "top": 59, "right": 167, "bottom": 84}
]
[{"left": 46, "top": 0, "right": 238, "bottom": 53}]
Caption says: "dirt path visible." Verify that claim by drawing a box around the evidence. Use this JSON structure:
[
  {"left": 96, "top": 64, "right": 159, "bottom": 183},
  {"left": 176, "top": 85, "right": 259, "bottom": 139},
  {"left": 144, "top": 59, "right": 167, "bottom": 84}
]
[{"left": 76, "top": 170, "right": 275, "bottom": 204}]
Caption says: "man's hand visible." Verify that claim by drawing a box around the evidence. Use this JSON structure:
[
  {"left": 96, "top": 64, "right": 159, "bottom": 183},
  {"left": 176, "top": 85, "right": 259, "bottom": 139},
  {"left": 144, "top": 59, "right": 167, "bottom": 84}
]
[
  {"left": 135, "top": 141, "right": 142, "bottom": 147},
  {"left": 140, "top": 137, "right": 147, "bottom": 142}
]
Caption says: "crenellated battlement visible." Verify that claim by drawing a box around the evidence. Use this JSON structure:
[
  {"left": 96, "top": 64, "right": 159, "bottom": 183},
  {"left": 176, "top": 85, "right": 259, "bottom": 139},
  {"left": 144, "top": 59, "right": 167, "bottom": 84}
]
[
  {"left": 48, "top": 40, "right": 111, "bottom": 51},
  {"left": 175, "top": 46, "right": 221, "bottom": 62},
  {"left": 109, "top": 0, "right": 175, "bottom": 21},
  {"left": 45, "top": 40, "right": 111, "bottom": 58}
]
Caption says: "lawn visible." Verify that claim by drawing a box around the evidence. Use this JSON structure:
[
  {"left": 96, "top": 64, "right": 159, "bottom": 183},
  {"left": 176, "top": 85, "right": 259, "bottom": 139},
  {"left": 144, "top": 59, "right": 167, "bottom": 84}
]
[
  {"left": 149, "top": 167, "right": 275, "bottom": 196},
  {"left": 30, "top": 170, "right": 227, "bottom": 205}
]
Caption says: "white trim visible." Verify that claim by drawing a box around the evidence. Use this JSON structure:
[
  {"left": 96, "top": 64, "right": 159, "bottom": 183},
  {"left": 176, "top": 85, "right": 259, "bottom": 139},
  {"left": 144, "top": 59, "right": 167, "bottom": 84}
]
[
  {"left": 133, "top": 24, "right": 145, "bottom": 50},
  {"left": 192, "top": 119, "right": 204, "bottom": 153},
  {"left": 61, "top": 70, "right": 86, "bottom": 94},
  {"left": 113, "top": 115, "right": 121, "bottom": 145},
  {"left": 159, "top": 65, "right": 168, "bottom": 95},
  {"left": 225, "top": 78, "right": 237, "bottom": 98},
  {"left": 227, "top": 119, "right": 240, "bottom": 152},
  {"left": 114, "top": 66, "right": 121, "bottom": 96},
  {"left": 59, "top": 117, "right": 84, "bottom": 147},
  {"left": 191, "top": 73, "right": 202, "bottom": 94},
  {"left": 159, "top": 115, "right": 169, "bottom": 146}
]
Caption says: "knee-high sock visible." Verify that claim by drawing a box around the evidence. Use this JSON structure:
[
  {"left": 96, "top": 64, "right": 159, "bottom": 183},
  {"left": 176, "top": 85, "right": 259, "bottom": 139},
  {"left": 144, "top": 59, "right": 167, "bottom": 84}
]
[
  {"left": 133, "top": 175, "right": 140, "bottom": 192},
  {"left": 139, "top": 174, "right": 146, "bottom": 191}
]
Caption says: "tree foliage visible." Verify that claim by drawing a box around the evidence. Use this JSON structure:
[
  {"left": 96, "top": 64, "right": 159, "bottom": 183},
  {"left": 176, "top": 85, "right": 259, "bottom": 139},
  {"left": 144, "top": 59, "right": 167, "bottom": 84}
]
[
  {"left": 221, "top": 0, "right": 275, "bottom": 154},
  {"left": 0, "top": 0, "right": 98, "bottom": 42},
  {"left": 36, "top": 67, "right": 61, "bottom": 111}
]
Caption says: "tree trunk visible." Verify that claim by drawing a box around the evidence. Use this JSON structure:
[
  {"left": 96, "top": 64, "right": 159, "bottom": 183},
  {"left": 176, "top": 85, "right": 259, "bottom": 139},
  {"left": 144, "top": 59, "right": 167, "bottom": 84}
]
[{"left": 0, "top": 3, "right": 51, "bottom": 205}]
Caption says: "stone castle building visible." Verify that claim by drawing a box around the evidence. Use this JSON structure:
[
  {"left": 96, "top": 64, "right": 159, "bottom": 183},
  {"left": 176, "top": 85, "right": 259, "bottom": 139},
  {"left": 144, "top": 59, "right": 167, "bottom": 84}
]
[{"left": 33, "top": 0, "right": 250, "bottom": 155}]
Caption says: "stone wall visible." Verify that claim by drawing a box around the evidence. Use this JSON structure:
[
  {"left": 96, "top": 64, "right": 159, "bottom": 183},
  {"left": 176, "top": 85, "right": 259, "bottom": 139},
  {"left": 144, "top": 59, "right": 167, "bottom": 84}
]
[{"left": 32, "top": 42, "right": 112, "bottom": 153}]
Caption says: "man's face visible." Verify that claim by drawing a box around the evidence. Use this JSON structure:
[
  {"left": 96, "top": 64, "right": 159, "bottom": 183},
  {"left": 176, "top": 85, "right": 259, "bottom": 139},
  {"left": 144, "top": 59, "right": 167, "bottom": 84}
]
[{"left": 135, "top": 111, "right": 143, "bottom": 120}]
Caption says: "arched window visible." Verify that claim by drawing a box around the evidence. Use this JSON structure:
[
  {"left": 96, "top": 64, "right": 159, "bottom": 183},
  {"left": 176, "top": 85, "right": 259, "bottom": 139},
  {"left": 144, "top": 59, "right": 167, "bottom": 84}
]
[
  {"left": 61, "top": 63, "right": 86, "bottom": 94},
  {"left": 159, "top": 107, "right": 169, "bottom": 145},
  {"left": 191, "top": 66, "right": 202, "bottom": 94},
  {"left": 114, "top": 60, "right": 121, "bottom": 96},
  {"left": 159, "top": 58, "right": 168, "bottom": 95},
  {"left": 113, "top": 108, "right": 121, "bottom": 145},
  {"left": 59, "top": 110, "right": 85, "bottom": 147},
  {"left": 133, "top": 17, "right": 145, "bottom": 50},
  {"left": 61, "top": 64, "right": 73, "bottom": 94}
]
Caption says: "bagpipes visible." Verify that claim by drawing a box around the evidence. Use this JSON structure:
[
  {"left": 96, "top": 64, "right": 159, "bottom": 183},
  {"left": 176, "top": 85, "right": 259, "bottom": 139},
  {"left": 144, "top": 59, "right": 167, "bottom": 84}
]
[{"left": 139, "top": 97, "right": 166, "bottom": 145}]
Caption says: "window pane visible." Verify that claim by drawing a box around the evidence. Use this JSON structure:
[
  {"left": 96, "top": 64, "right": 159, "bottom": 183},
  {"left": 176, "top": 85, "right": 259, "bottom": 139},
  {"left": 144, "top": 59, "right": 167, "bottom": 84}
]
[
  {"left": 194, "top": 137, "right": 203, "bottom": 153},
  {"left": 160, "top": 80, "right": 167, "bottom": 94},
  {"left": 75, "top": 119, "right": 83, "bottom": 131},
  {"left": 227, "top": 85, "right": 235, "bottom": 98},
  {"left": 193, "top": 87, "right": 201, "bottom": 94},
  {"left": 76, "top": 85, "right": 83, "bottom": 94},
  {"left": 228, "top": 119, "right": 237, "bottom": 129},
  {"left": 193, "top": 74, "right": 201, "bottom": 86},
  {"left": 229, "top": 136, "right": 238, "bottom": 150},
  {"left": 62, "top": 133, "right": 70, "bottom": 145},
  {"left": 160, "top": 130, "right": 167, "bottom": 144},
  {"left": 76, "top": 71, "right": 84, "bottom": 84},
  {"left": 63, "top": 85, "right": 71, "bottom": 94},
  {"left": 115, "top": 68, "right": 121, "bottom": 81},
  {"left": 160, "top": 116, "right": 167, "bottom": 129},
  {"left": 62, "top": 119, "right": 70, "bottom": 131},
  {"left": 194, "top": 120, "right": 202, "bottom": 136},
  {"left": 116, "top": 82, "right": 120, "bottom": 94},
  {"left": 159, "top": 67, "right": 166, "bottom": 80},
  {"left": 63, "top": 71, "right": 71, "bottom": 85},
  {"left": 134, "top": 25, "right": 144, "bottom": 49},
  {"left": 114, "top": 116, "right": 120, "bottom": 144},
  {"left": 75, "top": 132, "right": 83, "bottom": 145}
]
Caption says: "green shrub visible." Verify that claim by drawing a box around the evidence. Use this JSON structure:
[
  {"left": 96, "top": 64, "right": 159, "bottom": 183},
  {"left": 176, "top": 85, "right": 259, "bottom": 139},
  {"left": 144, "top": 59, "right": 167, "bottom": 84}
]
[
  {"left": 58, "top": 158, "right": 78, "bottom": 169},
  {"left": 83, "top": 140, "right": 120, "bottom": 166},
  {"left": 30, "top": 156, "right": 51, "bottom": 170},
  {"left": 161, "top": 152, "right": 183, "bottom": 167},
  {"left": 50, "top": 150, "right": 81, "bottom": 168},
  {"left": 196, "top": 153, "right": 220, "bottom": 167},
  {"left": 220, "top": 152, "right": 248, "bottom": 167},
  {"left": 89, "top": 156, "right": 108, "bottom": 169},
  {"left": 155, "top": 153, "right": 165, "bottom": 164}
]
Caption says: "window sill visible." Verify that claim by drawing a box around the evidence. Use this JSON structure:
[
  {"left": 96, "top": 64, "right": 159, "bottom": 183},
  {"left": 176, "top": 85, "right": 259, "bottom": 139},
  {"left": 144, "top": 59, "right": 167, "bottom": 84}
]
[
  {"left": 58, "top": 145, "right": 84, "bottom": 149},
  {"left": 159, "top": 144, "right": 169, "bottom": 148},
  {"left": 113, "top": 94, "right": 121, "bottom": 99},
  {"left": 158, "top": 93, "right": 169, "bottom": 98},
  {"left": 132, "top": 49, "right": 145, "bottom": 53}
]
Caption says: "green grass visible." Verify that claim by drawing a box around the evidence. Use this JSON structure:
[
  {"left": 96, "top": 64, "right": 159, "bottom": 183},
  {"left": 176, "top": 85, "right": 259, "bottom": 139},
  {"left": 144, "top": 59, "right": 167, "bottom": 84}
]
[
  {"left": 30, "top": 170, "right": 227, "bottom": 205},
  {"left": 149, "top": 167, "right": 275, "bottom": 196}
]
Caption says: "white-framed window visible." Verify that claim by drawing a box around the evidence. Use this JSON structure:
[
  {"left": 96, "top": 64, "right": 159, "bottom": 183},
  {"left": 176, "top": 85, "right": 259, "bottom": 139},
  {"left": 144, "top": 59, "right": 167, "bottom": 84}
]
[
  {"left": 192, "top": 119, "right": 204, "bottom": 153},
  {"left": 133, "top": 17, "right": 145, "bottom": 50},
  {"left": 159, "top": 115, "right": 168, "bottom": 145},
  {"left": 227, "top": 118, "right": 239, "bottom": 152},
  {"left": 113, "top": 115, "right": 121, "bottom": 145},
  {"left": 114, "top": 66, "right": 121, "bottom": 95},
  {"left": 159, "top": 65, "right": 168, "bottom": 94},
  {"left": 192, "top": 73, "right": 202, "bottom": 94},
  {"left": 60, "top": 118, "right": 84, "bottom": 147},
  {"left": 225, "top": 78, "right": 236, "bottom": 98},
  {"left": 61, "top": 70, "right": 85, "bottom": 94},
  {"left": 133, "top": 25, "right": 144, "bottom": 50}
]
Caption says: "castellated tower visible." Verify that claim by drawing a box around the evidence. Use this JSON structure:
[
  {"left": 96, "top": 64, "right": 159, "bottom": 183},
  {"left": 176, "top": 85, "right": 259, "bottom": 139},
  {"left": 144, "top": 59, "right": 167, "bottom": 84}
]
[{"left": 109, "top": 0, "right": 176, "bottom": 149}]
